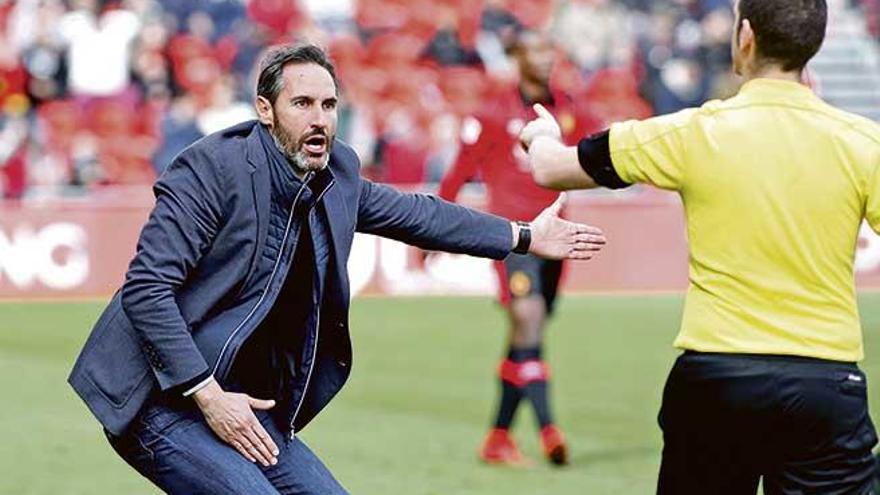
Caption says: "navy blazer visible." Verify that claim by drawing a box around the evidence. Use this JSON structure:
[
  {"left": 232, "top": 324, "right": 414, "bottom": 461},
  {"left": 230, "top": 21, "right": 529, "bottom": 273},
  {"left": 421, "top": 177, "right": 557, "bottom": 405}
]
[{"left": 69, "top": 121, "right": 513, "bottom": 435}]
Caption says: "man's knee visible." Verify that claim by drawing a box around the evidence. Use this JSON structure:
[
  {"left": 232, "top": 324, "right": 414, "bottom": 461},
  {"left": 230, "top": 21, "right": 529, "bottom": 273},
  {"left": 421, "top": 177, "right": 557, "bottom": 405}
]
[{"left": 270, "top": 438, "right": 349, "bottom": 495}]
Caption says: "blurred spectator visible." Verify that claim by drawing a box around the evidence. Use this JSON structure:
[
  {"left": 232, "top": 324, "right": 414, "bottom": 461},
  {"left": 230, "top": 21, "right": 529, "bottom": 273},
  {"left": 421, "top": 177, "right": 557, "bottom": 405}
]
[
  {"left": 167, "top": 10, "right": 237, "bottom": 100},
  {"left": 159, "top": 0, "right": 245, "bottom": 37},
  {"left": 57, "top": 0, "right": 141, "bottom": 98},
  {"left": 0, "top": 113, "right": 28, "bottom": 199},
  {"left": 0, "top": 0, "right": 824, "bottom": 199},
  {"left": 131, "top": 14, "right": 173, "bottom": 101},
  {"left": 196, "top": 76, "right": 256, "bottom": 135},
  {"left": 482, "top": 0, "right": 523, "bottom": 38},
  {"left": 302, "top": 0, "right": 355, "bottom": 35},
  {"left": 636, "top": 0, "right": 733, "bottom": 114},
  {"left": 419, "top": 1, "right": 482, "bottom": 67},
  {"left": 554, "top": 0, "right": 637, "bottom": 73},
  {"left": 15, "top": 0, "right": 68, "bottom": 105},
  {"left": 152, "top": 94, "right": 200, "bottom": 174},
  {"left": 246, "top": 0, "right": 306, "bottom": 42}
]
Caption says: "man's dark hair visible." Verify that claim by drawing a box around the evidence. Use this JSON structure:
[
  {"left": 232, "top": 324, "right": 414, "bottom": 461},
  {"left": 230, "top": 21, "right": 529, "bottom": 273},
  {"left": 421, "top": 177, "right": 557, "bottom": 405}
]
[
  {"left": 738, "top": 0, "right": 827, "bottom": 72},
  {"left": 257, "top": 44, "right": 339, "bottom": 105}
]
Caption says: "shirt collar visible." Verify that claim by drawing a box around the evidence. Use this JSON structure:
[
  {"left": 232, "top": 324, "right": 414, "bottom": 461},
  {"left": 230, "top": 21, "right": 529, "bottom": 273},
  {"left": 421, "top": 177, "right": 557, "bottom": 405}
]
[{"left": 738, "top": 78, "right": 817, "bottom": 103}]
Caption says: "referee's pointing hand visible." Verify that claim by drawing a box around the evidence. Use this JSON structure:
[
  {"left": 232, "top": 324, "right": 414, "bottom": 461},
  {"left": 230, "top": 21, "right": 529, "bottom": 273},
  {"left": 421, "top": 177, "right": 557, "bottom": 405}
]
[{"left": 520, "top": 103, "right": 562, "bottom": 151}]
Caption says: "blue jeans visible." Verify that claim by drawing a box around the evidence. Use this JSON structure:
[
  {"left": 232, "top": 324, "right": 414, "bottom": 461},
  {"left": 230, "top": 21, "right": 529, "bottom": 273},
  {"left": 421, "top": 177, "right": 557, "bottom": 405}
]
[{"left": 106, "top": 402, "right": 349, "bottom": 494}]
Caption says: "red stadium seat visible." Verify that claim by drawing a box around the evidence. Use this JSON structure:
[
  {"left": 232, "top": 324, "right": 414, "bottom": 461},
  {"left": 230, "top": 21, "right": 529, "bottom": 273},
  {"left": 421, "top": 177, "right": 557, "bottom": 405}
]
[
  {"left": 584, "top": 68, "right": 654, "bottom": 124},
  {"left": 37, "top": 100, "right": 81, "bottom": 153}
]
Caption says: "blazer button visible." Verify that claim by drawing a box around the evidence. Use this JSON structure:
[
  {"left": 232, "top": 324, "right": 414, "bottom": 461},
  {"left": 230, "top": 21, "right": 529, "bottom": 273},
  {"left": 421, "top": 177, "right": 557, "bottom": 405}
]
[{"left": 338, "top": 360, "right": 347, "bottom": 367}]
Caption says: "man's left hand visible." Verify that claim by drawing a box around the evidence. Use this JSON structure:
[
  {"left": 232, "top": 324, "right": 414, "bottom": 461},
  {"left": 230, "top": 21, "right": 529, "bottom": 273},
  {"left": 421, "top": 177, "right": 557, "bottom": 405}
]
[{"left": 527, "top": 193, "right": 606, "bottom": 260}]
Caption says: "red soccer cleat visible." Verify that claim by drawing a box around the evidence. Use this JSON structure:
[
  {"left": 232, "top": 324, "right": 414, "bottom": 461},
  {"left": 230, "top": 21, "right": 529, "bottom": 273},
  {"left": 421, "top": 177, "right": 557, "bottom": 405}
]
[
  {"left": 540, "top": 425, "right": 569, "bottom": 466},
  {"left": 479, "top": 428, "right": 529, "bottom": 467}
]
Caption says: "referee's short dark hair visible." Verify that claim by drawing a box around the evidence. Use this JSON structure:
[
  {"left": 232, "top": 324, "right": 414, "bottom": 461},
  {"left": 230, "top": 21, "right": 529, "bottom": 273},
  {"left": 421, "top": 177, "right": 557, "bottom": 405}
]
[
  {"left": 738, "top": 0, "right": 827, "bottom": 72},
  {"left": 257, "top": 44, "right": 339, "bottom": 105}
]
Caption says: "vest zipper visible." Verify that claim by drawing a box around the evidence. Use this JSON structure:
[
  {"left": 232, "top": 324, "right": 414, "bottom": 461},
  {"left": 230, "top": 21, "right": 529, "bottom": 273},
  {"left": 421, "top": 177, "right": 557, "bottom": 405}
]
[
  {"left": 288, "top": 179, "right": 335, "bottom": 439},
  {"left": 289, "top": 310, "right": 320, "bottom": 439},
  {"left": 211, "top": 172, "right": 314, "bottom": 378}
]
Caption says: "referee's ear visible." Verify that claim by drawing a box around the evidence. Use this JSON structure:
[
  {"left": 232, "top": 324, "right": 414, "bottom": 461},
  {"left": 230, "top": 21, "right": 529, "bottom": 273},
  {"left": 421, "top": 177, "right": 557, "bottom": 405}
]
[
  {"left": 735, "top": 19, "right": 758, "bottom": 72},
  {"left": 256, "top": 95, "right": 275, "bottom": 127}
]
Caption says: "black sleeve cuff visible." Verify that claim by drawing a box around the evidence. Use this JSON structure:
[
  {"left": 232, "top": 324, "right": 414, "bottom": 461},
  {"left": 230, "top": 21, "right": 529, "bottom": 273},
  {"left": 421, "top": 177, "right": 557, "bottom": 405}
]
[
  {"left": 577, "top": 130, "right": 631, "bottom": 190},
  {"left": 173, "top": 368, "right": 213, "bottom": 396}
]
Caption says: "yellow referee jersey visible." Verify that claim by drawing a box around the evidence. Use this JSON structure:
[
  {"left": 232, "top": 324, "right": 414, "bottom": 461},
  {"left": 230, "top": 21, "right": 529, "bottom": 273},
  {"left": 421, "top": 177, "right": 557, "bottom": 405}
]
[{"left": 609, "top": 78, "right": 880, "bottom": 362}]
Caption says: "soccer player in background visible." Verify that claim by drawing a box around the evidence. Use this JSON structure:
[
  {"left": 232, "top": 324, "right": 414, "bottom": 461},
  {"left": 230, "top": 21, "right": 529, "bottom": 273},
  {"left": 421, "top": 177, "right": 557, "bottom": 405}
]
[
  {"left": 436, "top": 30, "right": 598, "bottom": 467},
  {"left": 521, "top": 0, "right": 880, "bottom": 492}
]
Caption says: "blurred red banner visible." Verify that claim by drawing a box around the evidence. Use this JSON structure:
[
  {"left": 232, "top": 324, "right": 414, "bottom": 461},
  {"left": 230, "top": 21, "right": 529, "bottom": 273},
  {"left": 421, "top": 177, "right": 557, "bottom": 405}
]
[{"left": 0, "top": 188, "right": 878, "bottom": 300}]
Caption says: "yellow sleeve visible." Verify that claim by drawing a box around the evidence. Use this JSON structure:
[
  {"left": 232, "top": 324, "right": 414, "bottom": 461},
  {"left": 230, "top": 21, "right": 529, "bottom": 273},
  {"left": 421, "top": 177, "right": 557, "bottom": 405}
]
[
  {"left": 867, "top": 160, "right": 880, "bottom": 234},
  {"left": 608, "top": 108, "right": 697, "bottom": 191}
]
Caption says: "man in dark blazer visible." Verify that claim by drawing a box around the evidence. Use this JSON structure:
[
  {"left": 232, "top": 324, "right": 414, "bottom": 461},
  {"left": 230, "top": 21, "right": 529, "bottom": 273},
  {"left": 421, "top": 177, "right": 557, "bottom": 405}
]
[{"left": 68, "top": 44, "right": 606, "bottom": 494}]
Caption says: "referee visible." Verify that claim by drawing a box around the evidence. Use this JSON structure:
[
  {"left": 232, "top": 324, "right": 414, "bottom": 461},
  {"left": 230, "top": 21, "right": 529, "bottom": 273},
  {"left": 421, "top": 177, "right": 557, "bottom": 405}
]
[{"left": 520, "top": 0, "right": 880, "bottom": 493}]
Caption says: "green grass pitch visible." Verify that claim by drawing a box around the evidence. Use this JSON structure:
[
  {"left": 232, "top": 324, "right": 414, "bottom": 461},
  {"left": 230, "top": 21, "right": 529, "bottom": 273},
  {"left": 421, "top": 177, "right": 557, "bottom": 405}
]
[{"left": 2, "top": 294, "right": 879, "bottom": 494}]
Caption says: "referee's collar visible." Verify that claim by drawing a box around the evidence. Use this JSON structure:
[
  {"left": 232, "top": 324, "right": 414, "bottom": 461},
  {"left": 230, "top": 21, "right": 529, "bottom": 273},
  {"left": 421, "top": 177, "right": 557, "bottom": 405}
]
[{"left": 738, "top": 78, "right": 816, "bottom": 102}]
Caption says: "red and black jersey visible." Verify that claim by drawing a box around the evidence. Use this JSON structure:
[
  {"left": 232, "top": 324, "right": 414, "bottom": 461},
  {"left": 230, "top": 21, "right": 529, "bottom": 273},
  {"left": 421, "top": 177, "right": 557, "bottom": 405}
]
[{"left": 438, "top": 85, "right": 600, "bottom": 220}]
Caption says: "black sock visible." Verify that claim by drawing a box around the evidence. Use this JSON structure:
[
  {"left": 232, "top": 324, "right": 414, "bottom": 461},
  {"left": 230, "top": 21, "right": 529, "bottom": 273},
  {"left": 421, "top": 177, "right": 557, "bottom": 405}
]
[
  {"left": 523, "top": 379, "right": 553, "bottom": 428},
  {"left": 491, "top": 347, "right": 538, "bottom": 430},
  {"left": 494, "top": 377, "right": 522, "bottom": 429}
]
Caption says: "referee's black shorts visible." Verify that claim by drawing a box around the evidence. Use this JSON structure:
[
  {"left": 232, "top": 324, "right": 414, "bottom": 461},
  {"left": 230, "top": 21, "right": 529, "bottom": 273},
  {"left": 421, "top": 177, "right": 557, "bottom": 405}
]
[{"left": 658, "top": 351, "right": 878, "bottom": 495}]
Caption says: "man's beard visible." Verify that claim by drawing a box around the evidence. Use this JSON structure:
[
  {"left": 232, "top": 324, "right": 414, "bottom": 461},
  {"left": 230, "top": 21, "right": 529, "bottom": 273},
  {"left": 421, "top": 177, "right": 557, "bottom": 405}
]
[{"left": 270, "top": 120, "right": 332, "bottom": 174}]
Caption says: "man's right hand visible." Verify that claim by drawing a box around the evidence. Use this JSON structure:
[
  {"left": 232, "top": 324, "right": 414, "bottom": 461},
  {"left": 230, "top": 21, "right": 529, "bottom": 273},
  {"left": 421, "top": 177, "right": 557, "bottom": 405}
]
[
  {"left": 528, "top": 193, "right": 606, "bottom": 260},
  {"left": 192, "top": 379, "right": 279, "bottom": 467}
]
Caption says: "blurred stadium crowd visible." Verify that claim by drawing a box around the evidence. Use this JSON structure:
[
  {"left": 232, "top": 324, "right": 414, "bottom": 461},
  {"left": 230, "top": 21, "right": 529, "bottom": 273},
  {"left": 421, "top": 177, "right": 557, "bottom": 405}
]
[{"left": 0, "top": 0, "right": 876, "bottom": 200}]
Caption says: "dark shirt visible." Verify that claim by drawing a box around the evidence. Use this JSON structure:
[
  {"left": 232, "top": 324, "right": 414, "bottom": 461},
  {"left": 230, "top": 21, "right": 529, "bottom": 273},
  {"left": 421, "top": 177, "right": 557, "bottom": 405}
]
[{"left": 227, "top": 137, "right": 335, "bottom": 431}]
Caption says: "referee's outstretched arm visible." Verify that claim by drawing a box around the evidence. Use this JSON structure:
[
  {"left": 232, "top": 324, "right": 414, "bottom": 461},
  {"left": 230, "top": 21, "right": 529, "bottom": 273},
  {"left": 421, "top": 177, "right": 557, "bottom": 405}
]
[{"left": 520, "top": 104, "right": 636, "bottom": 192}]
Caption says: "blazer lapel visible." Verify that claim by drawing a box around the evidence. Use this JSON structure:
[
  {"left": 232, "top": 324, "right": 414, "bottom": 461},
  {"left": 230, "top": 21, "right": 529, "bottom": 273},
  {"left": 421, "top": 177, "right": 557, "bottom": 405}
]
[
  {"left": 323, "top": 153, "right": 353, "bottom": 303},
  {"left": 246, "top": 125, "right": 271, "bottom": 279}
]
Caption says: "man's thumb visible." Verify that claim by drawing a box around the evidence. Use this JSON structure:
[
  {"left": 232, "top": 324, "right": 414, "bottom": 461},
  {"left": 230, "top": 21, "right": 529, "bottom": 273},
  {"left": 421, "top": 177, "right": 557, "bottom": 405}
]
[
  {"left": 547, "top": 192, "right": 567, "bottom": 215},
  {"left": 248, "top": 397, "right": 276, "bottom": 410}
]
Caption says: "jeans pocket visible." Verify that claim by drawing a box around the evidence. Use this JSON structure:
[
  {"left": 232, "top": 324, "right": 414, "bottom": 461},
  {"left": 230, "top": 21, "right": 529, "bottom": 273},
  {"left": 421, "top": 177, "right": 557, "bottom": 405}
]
[
  {"left": 106, "top": 427, "right": 156, "bottom": 465},
  {"left": 140, "top": 403, "right": 201, "bottom": 436}
]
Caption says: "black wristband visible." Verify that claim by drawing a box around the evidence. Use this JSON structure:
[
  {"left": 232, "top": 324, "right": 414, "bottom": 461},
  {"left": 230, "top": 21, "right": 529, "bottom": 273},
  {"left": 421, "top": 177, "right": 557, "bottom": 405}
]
[
  {"left": 513, "top": 221, "right": 531, "bottom": 255},
  {"left": 577, "top": 130, "right": 631, "bottom": 190}
]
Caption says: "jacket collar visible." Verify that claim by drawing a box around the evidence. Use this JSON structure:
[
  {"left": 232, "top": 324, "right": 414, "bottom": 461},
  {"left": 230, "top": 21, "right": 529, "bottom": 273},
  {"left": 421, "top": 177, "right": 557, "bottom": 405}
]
[
  {"left": 246, "top": 122, "right": 337, "bottom": 183},
  {"left": 245, "top": 121, "right": 347, "bottom": 300}
]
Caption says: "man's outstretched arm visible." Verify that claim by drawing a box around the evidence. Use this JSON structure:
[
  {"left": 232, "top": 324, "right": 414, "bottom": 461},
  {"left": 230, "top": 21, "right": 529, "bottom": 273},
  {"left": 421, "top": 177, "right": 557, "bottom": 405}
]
[{"left": 356, "top": 178, "right": 606, "bottom": 261}]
